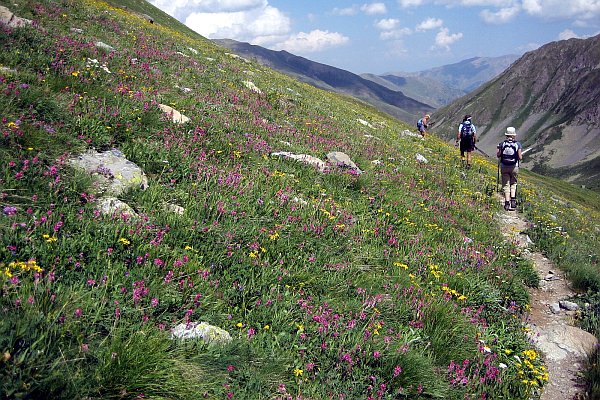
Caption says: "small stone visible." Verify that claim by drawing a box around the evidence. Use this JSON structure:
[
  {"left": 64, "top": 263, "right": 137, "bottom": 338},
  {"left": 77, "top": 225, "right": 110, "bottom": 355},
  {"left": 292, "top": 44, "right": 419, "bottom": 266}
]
[
  {"left": 559, "top": 300, "right": 579, "bottom": 311},
  {"left": 550, "top": 303, "right": 561, "bottom": 314}
]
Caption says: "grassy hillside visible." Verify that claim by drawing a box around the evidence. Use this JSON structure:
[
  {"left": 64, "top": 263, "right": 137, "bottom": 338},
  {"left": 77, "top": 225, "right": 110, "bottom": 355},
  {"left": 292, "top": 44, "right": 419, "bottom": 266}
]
[{"left": 1, "top": 0, "right": 599, "bottom": 399}]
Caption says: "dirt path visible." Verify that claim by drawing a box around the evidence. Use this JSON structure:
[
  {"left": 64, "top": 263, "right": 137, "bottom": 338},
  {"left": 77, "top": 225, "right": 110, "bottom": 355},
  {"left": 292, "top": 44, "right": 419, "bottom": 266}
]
[{"left": 496, "top": 207, "right": 595, "bottom": 400}]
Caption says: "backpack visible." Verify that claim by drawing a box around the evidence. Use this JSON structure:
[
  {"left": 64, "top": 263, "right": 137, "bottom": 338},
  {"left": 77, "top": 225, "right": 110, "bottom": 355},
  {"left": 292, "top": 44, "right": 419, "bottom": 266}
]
[
  {"left": 416, "top": 119, "right": 424, "bottom": 130},
  {"left": 460, "top": 121, "right": 474, "bottom": 139},
  {"left": 500, "top": 140, "right": 519, "bottom": 165}
]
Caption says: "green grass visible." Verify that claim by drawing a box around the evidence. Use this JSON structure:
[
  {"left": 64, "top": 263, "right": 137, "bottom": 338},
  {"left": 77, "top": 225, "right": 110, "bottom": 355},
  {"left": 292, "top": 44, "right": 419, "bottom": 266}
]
[{"left": 0, "top": 0, "right": 598, "bottom": 399}]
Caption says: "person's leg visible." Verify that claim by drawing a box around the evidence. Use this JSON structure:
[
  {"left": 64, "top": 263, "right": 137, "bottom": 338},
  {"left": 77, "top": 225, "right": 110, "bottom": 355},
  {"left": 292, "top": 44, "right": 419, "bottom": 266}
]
[
  {"left": 510, "top": 170, "right": 518, "bottom": 208},
  {"left": 501, "top": 169, "right": 511, "bottom": 210}
]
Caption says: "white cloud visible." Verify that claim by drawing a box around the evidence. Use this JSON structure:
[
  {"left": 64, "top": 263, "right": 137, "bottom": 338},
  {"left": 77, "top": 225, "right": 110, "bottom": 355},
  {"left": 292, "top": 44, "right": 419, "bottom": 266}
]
[
  {"left": 149, "top": 0, "right": 268, "bottom": 20},
  {"left": 416, "top": 17, "right": 444, "bottom": 31},
  {"left": 397, "top": 0, "right": 425, "bottom": 7},
  {"left": 273, "top": 30, "right": 350, "bottom": 53},
  {"left": 558, "top": 29, "right": 580, "bottom": 39},
  {"left": 184, "top": 5, "right": 290, "bottom": 43},
  {"left": 332, "top": 6, "right": 359, "bottom": 16},
  {"left": 361, "top": 3, "right": 388, "bottom": 14},
  {"left": 480, "top": 5, "right": 520, "bottom": 23},
  {"left": 375, "top": 18, "right": 400, "bottom": 30},
  {"left": 380, "top": 28, "right": 412, "bottom": 39},
  {"left": 521, "top": 0, "right": 600, "bottom": 20},
  {"left": 433, "top": 27, "right": 463, "bottom": 50}
]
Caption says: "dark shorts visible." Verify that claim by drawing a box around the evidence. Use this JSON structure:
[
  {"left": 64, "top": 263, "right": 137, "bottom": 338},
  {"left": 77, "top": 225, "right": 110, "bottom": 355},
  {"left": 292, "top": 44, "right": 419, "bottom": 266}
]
[{"left": 460, "top": 138, "right": 475, "bottom": 152}]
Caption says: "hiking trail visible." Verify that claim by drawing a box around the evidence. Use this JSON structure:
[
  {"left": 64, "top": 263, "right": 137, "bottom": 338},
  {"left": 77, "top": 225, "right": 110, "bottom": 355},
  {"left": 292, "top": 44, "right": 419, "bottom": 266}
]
[{"left": 496, "top": 202, "right": 597, "bottom": 400}]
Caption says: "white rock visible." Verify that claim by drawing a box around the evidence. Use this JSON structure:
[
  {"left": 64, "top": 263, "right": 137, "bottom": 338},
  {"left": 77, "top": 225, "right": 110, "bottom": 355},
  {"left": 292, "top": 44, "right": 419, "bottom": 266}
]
[{"left": 172, "top": 322, "right": 232, "bottom": 345}]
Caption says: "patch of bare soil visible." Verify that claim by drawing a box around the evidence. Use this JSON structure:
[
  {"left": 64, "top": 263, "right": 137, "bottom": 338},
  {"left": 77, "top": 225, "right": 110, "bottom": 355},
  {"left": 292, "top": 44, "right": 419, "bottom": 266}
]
[{"left": 497, "top": 206, "right": 596, "bottom": 400}]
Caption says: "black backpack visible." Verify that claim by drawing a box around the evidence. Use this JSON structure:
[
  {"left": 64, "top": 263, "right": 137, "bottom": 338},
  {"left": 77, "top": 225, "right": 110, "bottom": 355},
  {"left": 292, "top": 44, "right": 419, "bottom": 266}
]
[
  {"left": 460, "top": 121, "right": 474, "bottom": 139},
  {"left": 500, "top": 140, "right": 519, "bottom": 165}
]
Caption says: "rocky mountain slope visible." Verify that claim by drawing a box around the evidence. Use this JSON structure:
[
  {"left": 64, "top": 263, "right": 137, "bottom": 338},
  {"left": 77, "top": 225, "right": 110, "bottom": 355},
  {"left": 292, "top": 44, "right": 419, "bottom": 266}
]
[
  {"left": 361, "top": 55, "right": 518, "bottom": 108},
  {"left": 432, "top": 34, "right": 600, "bottom": 190},
  {"left": 213, "top": 39, "right": 434, "bottom": 123}
]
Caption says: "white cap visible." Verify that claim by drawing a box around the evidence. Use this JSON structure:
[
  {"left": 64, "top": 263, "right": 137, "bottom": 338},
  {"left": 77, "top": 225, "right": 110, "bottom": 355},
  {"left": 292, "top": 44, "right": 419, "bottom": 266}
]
[{"left": 505, "top": 127, "right": 516, "bottom": 136}]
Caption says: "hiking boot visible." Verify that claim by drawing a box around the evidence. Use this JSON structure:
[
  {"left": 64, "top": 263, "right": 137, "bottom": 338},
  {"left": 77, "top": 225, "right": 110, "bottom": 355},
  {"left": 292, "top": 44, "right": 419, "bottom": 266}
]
[
  {"left": 510, "top": 198, "right": 517, "bottom": 209},
  {"left": 504, "top": 201, "right": 511, "bottom": 211}
]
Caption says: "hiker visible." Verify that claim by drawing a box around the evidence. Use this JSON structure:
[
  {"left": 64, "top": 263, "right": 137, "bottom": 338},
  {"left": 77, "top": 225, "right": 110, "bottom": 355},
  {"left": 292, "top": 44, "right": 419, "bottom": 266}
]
[
  {"left": 497, "top": 127, "right": 522, "bottom": 211},
  {"left": 416, "top": 114, "right": 430, "bottom": 137},
  {"left": 456, "top": 114, "right": 477, "bottom": 168}
]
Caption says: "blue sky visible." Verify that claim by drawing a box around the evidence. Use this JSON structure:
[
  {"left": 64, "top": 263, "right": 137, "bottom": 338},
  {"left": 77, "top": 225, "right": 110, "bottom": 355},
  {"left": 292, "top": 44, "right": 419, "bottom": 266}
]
[{"left": 148, "top": 0, "right": 600, "bottom": 74}]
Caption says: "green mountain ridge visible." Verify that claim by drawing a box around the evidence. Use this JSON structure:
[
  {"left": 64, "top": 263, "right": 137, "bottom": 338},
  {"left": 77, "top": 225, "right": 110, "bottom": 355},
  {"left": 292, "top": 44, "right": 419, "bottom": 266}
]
[{"left": 1, "top": 1, "right": 599, "bottom": 399}]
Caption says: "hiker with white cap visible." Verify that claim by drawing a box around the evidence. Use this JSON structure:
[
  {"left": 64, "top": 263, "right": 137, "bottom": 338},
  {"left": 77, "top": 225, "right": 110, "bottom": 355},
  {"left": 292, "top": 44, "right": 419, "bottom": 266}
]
[{"left": 497, "top": 127, "right": 523, "bottom": 211}]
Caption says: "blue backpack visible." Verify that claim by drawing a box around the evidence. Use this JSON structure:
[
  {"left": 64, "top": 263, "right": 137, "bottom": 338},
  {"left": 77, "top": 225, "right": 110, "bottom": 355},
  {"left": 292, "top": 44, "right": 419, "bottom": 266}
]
[
  {"left": 417, "top": 119, "right": 424, "bottom": 130},
  {"left": 500, "top": 140, "right": 519, "bottom": 165},
  {"left": 460, "top": 121, "right": 474, "bottom": 138}
]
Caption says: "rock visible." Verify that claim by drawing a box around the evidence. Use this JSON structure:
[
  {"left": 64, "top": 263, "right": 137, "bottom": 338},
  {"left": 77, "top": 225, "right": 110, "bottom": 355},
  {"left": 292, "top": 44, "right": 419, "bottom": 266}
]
[
  {"left": 0, "top": 66, "right": 17, "bottom": 74},
  {"left": 163, "top": 203, "right": 185, "bottom": 215},
  {"left": 0, "top": 5, "right": 32, "bottom": 28},
  {"left": 172, "top": 322, "right": 232, "bottom": 345},
  {"left": 271, "top": 151, "right": 328, "bottom": 172},
  {"left": 97, "top": 197, "right": 138, "bottom": 219},
  {"left": 70, "top": 27, "right": 83, "bottom": 34},
  {"left": 550, "top": 303, "right": 561, "bottom": 314},
  {"left": 95, "top": 41, "right": 116, "bottom": 52},
  {"left": 357, "top": 119, "right": 375, "bottom": 129},
  {"left": 532, "top": 323, "right": 597, "bottom": 361},
  {"left": 559, "top": 300, "right": 579, "bottom": 311},
  {"left": 158, "top": 104, "right": 190, "bottom": 124},
  {"left": 415, "top": 153, "right": 428, "bottom": 164},
  {"left": 242, "top": 80, "right": 262, "bottom": 94},
  {"left": 326, "top": 151, "right": 362, "bottom": 174},
  {"left": 400, "top": 129, "right": 423, "bottom": 139},
  {"left": 69, "top": 148, "right": 148, "bottom": 196}
]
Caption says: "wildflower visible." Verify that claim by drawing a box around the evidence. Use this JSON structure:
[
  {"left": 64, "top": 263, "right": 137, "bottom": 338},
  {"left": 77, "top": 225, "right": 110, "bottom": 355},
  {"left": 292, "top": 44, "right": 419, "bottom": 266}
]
[
  {"left": 236, "top": 322, "right": 243, "bottom": 328},
  {"left": 293, "top": 368, "right": 303, "bottom": 377},
  {"left": 118, "top": 237, "right": 131, "bottom": 245},
  {"left": 71, "top": 71, "right": 79, "bottom": 77},
  {"left": 263, "top": 325, "right": 270, "bottom": 330},
  {"left": 393, "top": 261, "right": 409, "bottom": 270},
  {"left": 3, "top": 206, "right": 17, "bottom": 216}
]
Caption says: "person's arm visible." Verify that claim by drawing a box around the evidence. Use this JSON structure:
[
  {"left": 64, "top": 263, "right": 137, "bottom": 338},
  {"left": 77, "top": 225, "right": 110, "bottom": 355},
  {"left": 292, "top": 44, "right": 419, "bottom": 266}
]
[
  {"left": 496, "top": 144, "right": 502, "bottom": 158},
  {"left": 456, "top": 124, "right": 462, "bottom": 141}
]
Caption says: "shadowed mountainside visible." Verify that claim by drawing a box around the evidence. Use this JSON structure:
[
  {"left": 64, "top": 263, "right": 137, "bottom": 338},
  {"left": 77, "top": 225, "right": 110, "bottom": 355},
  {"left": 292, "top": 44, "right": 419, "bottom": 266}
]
[{"left": 213, "top": 38, "right": 433, "bottom": 123}]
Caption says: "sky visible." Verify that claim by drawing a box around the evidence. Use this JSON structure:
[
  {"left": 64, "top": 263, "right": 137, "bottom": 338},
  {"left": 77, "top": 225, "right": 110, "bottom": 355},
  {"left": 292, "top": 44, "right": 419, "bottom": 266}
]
[{"left": 147, "top": 0, "right": 600, "bottom": 74}]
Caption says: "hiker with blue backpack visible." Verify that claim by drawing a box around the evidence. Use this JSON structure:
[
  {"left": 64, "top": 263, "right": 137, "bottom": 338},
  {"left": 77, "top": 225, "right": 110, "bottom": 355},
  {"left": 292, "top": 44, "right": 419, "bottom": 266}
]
[
  {"left": 497, "top": 127, "right": 523, "bottom": 211},
  {"left": 416, "top": 114, "right": 430, "bottom": 137},
  {"left": 455, "top": 115, "right": 477, "bottom": 168}
]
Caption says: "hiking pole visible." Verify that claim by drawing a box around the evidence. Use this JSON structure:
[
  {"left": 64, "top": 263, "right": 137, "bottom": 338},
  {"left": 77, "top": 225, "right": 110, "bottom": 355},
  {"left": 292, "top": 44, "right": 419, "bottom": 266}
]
[
  {"left": 474, "top": 146, "right": 490, "bottom": 157},
  {"left": 496, "top": 160, "right": 500, "bottom": 193}
]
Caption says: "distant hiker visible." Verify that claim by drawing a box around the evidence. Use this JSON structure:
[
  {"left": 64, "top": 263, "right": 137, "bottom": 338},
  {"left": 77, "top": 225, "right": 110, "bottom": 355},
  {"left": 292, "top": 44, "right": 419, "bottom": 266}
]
[
  {"left": 497, "top": 127, "right": 522, "bottom": 211},
  {"left": 456, "top": 114, "right": 477, "bottom": 168},
  {"left": 416, "top": 114, "right": 430, "bottom": 137}
]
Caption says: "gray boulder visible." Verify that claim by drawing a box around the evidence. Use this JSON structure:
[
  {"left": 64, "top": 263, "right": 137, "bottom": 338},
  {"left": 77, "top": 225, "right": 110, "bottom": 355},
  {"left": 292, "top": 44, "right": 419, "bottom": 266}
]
[
  {"left": 97, "top": 197, "right": 138, "bottom": 220},
  {"left": 271, "top": 151, "right": 328, "bottom": 172},
  {"left": 172, "top": 322, "right": 232, "bottom": 346},
  {"left": 326, "top": 151, "right": 362, "bottom": 174},
  {"left": 0, "top": 5, "right": 32, "bottom": 28},
  {"left": 69, "top": 148, "right": 148, "bottom": 196}
]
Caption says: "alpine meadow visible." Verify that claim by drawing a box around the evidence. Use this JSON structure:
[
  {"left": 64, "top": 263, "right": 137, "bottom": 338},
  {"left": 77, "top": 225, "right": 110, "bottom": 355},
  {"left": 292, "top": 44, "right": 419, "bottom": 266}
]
[{"left": 1, "top": 1, "right": 600, "bottom": 399}]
